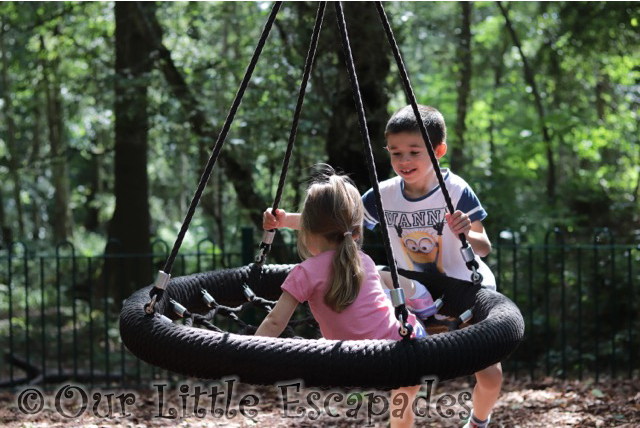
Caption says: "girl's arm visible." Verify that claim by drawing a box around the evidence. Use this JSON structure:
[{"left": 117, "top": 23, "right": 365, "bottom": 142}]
[
  {"left": 263, "top": 209, "right": 302, "bottom": 230},
  {"left": 254, "top": 291, "right": 299, "bottom": 337}
]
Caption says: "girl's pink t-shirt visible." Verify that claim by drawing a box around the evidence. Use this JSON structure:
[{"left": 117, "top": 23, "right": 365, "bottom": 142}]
[{"left": 281, "top": 250, "right": 418, "bottom": 341}]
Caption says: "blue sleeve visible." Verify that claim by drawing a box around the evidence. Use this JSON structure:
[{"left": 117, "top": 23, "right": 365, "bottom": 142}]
[
  {"left": 455, "top": 186, "right": 487, "bottom": 223},
  {"left": 361, "top": 188, "right": 379, "bottom": 230}
]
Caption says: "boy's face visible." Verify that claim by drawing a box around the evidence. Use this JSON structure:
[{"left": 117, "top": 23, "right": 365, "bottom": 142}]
[{"left": 386, "top": 132, "right": 442, "bottom": 188}]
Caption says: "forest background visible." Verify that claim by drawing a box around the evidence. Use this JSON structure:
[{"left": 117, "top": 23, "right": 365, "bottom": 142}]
[{"left": 0, "top": 1, "right": 638, "bottom": 294}]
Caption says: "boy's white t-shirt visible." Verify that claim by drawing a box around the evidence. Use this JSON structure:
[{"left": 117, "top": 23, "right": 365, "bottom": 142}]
[{"left": 362, "top": 169, "right": 496, "bottom": 289}]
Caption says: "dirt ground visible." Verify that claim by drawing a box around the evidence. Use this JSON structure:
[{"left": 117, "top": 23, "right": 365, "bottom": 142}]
[{"left": 0, "top": 375, "right": 638, "bottom": 427}]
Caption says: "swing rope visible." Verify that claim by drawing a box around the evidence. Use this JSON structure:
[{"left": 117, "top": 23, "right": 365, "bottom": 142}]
[
  {"left": 334, "top": 1, "right": 412, "bottom": 338},
  {"left": 120, "top": 3, "right": 525, "bottom": 388},
  {"left": 256, "top": 1, "right": 327, "bottom": 265},
  {"left": 145, "top": 1, "right": 283, "bottom": 314},
  {"left": 375, "top": 2, "right": 483, "bottom": 285}
]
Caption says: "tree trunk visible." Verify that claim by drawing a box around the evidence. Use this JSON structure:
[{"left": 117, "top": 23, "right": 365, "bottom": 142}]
[
  {"left": 451, "top": 1, "right": 473, "bottom": 173},
  {"left": 498, "top": 2, "right": 556, "bottom": 205},
  {"left": 634, "top": 111, "right": 640, "bottom": 203},
  {"left": 107, "top": 1, "right": 154, "bottom": 292},
  {"left": 0, "top": 20, "right": 25, "bottom": 239},
  {"left": 127, "top": 2, "right": 296, "bottom": 262},
  {"left": 83, "top": 150, "right": 101, "bottom": 233},
  {"left": 325, "top": 3, "right": 391, "bottom": 192},
  {"left": 595, "top": 65, "right": 609, "bottom": 122},
  {"left": 0, "top": 191, "right": 10, "bottom": 247},
  {"left": 488, "top": 35, "right": 508, "bottom": 172},
  {"left": 40, "top": 35, "right": 73, "bottom": 243}
]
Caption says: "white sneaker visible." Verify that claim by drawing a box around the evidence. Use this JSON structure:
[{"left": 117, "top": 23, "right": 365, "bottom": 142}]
[{"left": 462, "top": 413, "right": 490, "bottom": 428}]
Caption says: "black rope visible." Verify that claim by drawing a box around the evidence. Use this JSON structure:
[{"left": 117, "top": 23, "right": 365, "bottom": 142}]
[
  {"left": 160, "top": 2, "right": 282, "bottom": 276},
  {"left": 334, "top": 2, "right": 412, "bottom": 338},
  {"left": 184, "top": 296, "right": 316, "bottom": 337},
  {"left": 258, "top": 2, "right": 327, "bottom": 263},
  {"left": 271, "top": 2, "right": 326, "bottom": 213},
  {"left": 375, "top": 2, "right": 481, "bottom": 281}
]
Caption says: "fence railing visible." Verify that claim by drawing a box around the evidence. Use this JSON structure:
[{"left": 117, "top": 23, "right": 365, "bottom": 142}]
[{"left": 0, "top": 228, "right": 638, "bottom": 390}]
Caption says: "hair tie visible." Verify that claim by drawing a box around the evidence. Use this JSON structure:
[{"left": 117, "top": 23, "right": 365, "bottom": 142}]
[{"left": 343, "top": 231, "right": 353, "bottom": 238}]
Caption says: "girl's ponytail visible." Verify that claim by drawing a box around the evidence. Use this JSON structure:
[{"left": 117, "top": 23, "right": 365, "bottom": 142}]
[
  {"left": 325, "top": 228, "right": 364, "bottom": 312},
  {"left": 298, "top": 166, "right": 366, "bottom": 313}
]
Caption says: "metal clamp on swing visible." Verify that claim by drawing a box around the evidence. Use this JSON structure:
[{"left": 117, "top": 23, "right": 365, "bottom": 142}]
[
  {"left": 459, "top": 309, "right": 473, "bottom": 323},
  {"left": 398, "top": 312, "right": 414, "bottom": 338},
  {"left": 389, "top": 288, "right": 406, "bottom": 307},
  {"left": 201, "top": 289, "right": 216, "bottom": 307},
  {"left": 170, "top": 298, "right": 188, "bottom": 318},
  {"left": 242, "top": 284, "right": 256, "bottom": 302},
  {"left": 145, "top": 270, "right": 171, "bottom": 314},
  {"left": 255, "top": 230, "right": 276, "bottom": 264},
  {"left": 389, "top": 288, "right": 413, "bottom": 338},
  {"left": 453, "top": 309, "right": 473, "bottom": 330},
  {"left": 459, "top": 245, "right": 483, "bottom": 285},
  {"left": 470, "top": 266, "right": 483, "bottom": 285}
]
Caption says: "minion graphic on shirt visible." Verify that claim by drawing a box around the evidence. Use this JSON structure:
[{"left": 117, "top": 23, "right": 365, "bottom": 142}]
[{"left": 394, "top": 221, "right": 445, "bottom": 274}]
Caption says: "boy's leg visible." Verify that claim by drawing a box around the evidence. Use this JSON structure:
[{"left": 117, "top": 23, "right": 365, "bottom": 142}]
[
  {"left": 379, "top": 269, "right": 416, "bottom": 296},
  {"left": 390, "top": 385, "right": 420, "bottom": 428},
  {"left": 379, "top": 269, "right": 435, "bottom": 318},
  {"left": 470, "top": 363, "right": 502, "bottom": 422}
]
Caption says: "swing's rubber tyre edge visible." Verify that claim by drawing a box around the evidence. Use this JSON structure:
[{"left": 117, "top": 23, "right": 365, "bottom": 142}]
[{"left": 119, "top": 264, "right": 524, "bottom": 389}]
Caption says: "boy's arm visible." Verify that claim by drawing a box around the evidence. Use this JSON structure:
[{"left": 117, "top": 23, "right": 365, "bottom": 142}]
[
  {"left": 467, "top": 220, "right": 492, "bottom": 257},
  {"left": 445, "top": 211, "right": 492, "bottom": 257},
  {"left": 263, "top": 209, "right": 301, "bottom": 230}
]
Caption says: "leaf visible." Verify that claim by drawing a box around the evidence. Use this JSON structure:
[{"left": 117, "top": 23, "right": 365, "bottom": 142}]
[{"left": 591, "top": 389, "right": 605, "bottom": 398}]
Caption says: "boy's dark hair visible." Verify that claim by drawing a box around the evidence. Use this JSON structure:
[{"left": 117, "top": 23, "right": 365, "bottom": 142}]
[{"left": 385, "top": 105, "right": 446, "bottom": 148}]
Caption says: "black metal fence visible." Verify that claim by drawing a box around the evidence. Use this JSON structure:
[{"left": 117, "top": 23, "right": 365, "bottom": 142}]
[{"left": 0, "top": 228, "right": 638, "bottom": 390}]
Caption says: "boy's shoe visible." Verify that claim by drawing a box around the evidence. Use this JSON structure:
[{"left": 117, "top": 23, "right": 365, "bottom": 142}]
[{"left": 462, "top": 413, "right": 490, "bottom": 428}]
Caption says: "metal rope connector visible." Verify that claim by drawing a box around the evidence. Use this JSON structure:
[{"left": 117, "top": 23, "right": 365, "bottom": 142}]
[
  {"left": 459, "top": 309, "right": 473, "bottom": 324},
  {"left": 255, "top": 230, "right": 276, "bottom": 264},
  {"left": 201, "top": 289, "right": 215, "bottom": 307},
  {"left": 470, "top": 266, "right": 483, "bottom": 285},
  {"left": 243, "top": 284, "right": 256, "bottom": 302},
  {"left": 145, "top": 270, "right": 171, "bottom": 314},
  {"left": 460, "top": 245, "right": 475, "bottom": 263},
  {"left": 389, "top": 288, "right": 406, "bottom": 307},
  {"left": 389, "top": 288, "right": 413, "bottom": 338},
  {"left": 398, "top": 313, "right": 408, "bottom": 337},
  {"left": 170, "top": 299, "right": 188, "bottom": 318},
  {"left": 459, "top": 246, "right": 483, "bottom": 285}
]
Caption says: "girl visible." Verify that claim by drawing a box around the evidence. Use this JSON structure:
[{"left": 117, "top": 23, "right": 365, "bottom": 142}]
[{"left": 255, "top": 166, "right": 425, "bottom": 428}]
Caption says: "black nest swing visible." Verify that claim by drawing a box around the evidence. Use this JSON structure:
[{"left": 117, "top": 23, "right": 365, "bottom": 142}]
[{"left": 119, "top": 1, "right": 524, "bottom": 390}]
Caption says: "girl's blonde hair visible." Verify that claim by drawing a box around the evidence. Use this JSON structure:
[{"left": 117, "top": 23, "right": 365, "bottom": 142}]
[{"left": 298, "top": 166, "right": 365, "bottom": 313}]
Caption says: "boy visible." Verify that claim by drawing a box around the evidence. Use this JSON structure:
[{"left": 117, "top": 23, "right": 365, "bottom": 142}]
[{"left": 362, "top": 104, "right": 500, "bottom": 428}]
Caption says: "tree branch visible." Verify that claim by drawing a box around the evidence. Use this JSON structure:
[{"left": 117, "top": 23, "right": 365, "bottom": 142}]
[
  {"left": 497, "top": 1, "right": 556, "bottom": 205},
  {"left": 129, "top": 2, "right": 293, "bottom": 261}
]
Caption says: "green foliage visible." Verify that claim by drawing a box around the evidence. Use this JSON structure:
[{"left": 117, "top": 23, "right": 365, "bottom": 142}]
[{"left": 0, "top": 1, "right": 638, "bottom": 254}]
